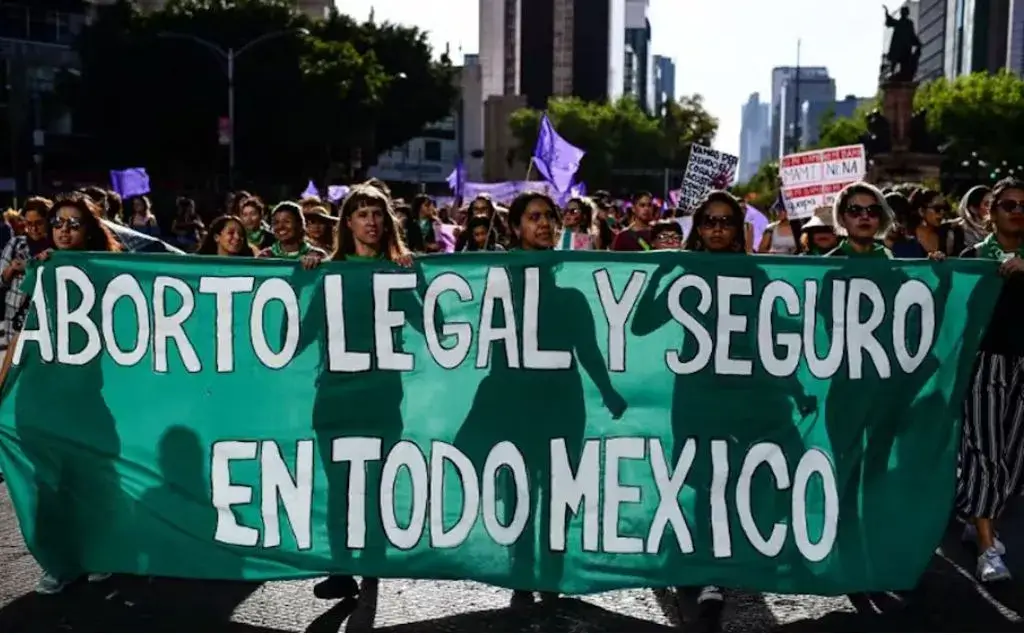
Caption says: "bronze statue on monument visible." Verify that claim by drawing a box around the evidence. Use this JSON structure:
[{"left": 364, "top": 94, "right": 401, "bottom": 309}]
[{"left": 867, "top": 4, "right": 942, "bottom": 184}]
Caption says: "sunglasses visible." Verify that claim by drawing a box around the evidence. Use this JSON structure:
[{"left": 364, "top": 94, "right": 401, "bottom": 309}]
[
  {"left": 844, "top": 204, "right": 883, "bottom": 219},
  {"left": 701, "top": 215, "right": 735, "bottom": 229},
  {"left": 51, "top": 217, "right": 83, "bottom": 231},
  {"left": 655, "top": 232, "right": 682, "bottom": 242},
  {"left": 995, "top": 199, "right": 1024, "bottom": 214}
]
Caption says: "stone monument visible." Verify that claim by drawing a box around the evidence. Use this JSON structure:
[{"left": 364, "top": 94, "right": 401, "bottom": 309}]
[{"left": 867, "top": 4, "right": 942, "bottom": 184}]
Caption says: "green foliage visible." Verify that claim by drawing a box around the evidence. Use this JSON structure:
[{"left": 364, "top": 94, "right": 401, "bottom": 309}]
[
  {"left": 507, "top": 95, "right": 718, "bottom": 193},
  {"left": 814, "top": 101, "right": 875, "bottom": 150},
  {"left": 914, "top": 71, "right": 1024, "bottom": 168},
  {"left": 66, "top": 0, "right": 457, "bottom": 190},
  {"left": 731, "top": 161, "right": 779, "bottom": 211}
]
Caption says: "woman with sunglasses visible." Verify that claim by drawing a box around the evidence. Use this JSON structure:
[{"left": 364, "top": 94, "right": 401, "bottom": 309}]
[
  {"left": 892, "top": 188, "right": 964, "bottom": 258},
  {"left": 955, "top": 177, "right": 1024, "bottom": 583},
  {"left": 0, "top": 192, "right": 122, "bottom": 595},
  {"left": 555, "top": 197, "right": 599, "bottom": 250},
  {"left": 825, "top": 182, "right": 896, "bottom": 258}
]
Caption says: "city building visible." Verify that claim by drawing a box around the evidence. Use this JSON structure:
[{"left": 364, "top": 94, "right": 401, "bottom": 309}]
[
  {"left": 1009, "top": 0, "right": 1024, "bottom": 74},
  {"left": 624, "top": 0, "right": 654, "bottom": 113},
  {"left": 945, "top": 0, "right": 1012, "bottom": 78},
  {"left": 483, "top": 93, "right": 529, "bottom": 181},
  {"left": 624, "top": 44, "right": 640, "bottom": 97},
  {"left": 1, "top": 1, "right": 85, "bottom": 200},
  {"left": 770, "top": 66, "right": 834, "bottom": 158},
  {"left": 480, "top": 0, "right": 625, "bottom": 110},
  {"left": 366, "top": 116, "right": 458, "bottom": 186},
  {"left": 917, "top": 0, "right": 947, "bottom": 79},
  {"left": 738, "top": 93, "right": 770, "bottom": 183},
  {"left": 652, "top": 54, "right": 676, "bottom": 114},
  {"left": 457, "top": 54, "right": 484, "bottom": 182},
  {"left": 799, "top": 95, "right": 873, "bottom": 148}
]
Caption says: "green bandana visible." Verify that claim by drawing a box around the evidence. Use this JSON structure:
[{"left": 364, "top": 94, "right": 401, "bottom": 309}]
[
  {"left": 270, "top": 241, "right": 312, "bottom": 259},
  {"left": 837, "top": 239, "right": 891, "bottom": 259},
  {"left": 976, "top": 233, "right": 1024, "bottom": 261},
  {"left": 247, "top": 229, "right": 265, "bottom": 245}
]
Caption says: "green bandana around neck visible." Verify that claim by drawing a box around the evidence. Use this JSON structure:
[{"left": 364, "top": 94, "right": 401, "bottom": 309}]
[
  {"left": 976, "top": 233, "right": 1024, "bottom": 261},
  {"left": 838, "top": 239, "right": 890, "bottom": 258},
  {"left": 247, "top": 229, "right": 265, "bottom": 245},
  {"left": 270, "top": 241, "right": 312, "bottom": 259}
]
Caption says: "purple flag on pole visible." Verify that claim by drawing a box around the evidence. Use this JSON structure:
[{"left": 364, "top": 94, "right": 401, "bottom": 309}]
[
  {"left": 301, "top": 180, "right": 320, "bottom": 199},
  {"left": 433, "top": 223, "right": 457, "bottom": 253},
  {"left": 446, "top": 159, "right": 466, "bottom": 197},
  {"left": 109, "top": 168, "right": 150, "bottom": 199},
  {"left": 532, "top": 114, "right": 585, "bottom": 194}
]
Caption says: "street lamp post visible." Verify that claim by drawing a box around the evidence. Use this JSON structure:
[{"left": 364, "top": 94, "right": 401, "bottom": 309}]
[{"left": 157, "top": 28, "right": 309, "bottom": 189}]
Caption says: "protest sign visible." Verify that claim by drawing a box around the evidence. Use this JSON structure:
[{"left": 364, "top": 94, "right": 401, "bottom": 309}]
[
  {"left": 780, "top": 145, "right": 867, "bottom": 219},
  {"left": 462, "top": 181, "right": 555, "bottom": 205},
  {"left": 679, "top": 144, "right": 739, "bottom": 212},
  {"left": 0, "top": 251, "right": 1001, "bottom": 594}
]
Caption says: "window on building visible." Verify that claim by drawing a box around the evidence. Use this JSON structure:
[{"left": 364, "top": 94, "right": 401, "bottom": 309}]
[{"left": 424, "top": 140, "right": 441, "bottom": 162}]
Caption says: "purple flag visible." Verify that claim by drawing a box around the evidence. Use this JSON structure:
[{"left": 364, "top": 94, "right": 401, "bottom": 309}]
[
  {"left": 109, "top": 168, "right": 150, "bottom": 198},
  {"left": 446, "top": 159, "right": 466, "bottom": 197},
  {"left": 532, "top": 114, "right": 585, "bottom": 194},
  {"left": 301, "top": 180, "right": 320, "bottom": 199},
  {"left": 434, "top": 223, "right": 457, "bottom": 254},
  {"left": 327, "top": 185, "right": 350, "bottom": 203},
  {"left": 745, "top": 204, "right": 769, "bottom": 248}
]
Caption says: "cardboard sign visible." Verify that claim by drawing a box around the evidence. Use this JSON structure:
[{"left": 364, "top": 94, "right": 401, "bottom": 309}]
[
  {"left": 679, "top": 144, "right": 739, "bottom": 212},
  {"left": 780, "top": 145, "right": 866, "bottom": 219}
]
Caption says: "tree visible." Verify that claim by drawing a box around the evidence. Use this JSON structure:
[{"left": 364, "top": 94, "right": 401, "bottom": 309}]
[
  {"left": 64, "top": 0, "right": 457, "bottom": 191},
  {"left": 507, "top": 95, "right": 718, "bottom": 193},
  {"left": 730, "top": 161, "right": 779, "bottom": 211}
]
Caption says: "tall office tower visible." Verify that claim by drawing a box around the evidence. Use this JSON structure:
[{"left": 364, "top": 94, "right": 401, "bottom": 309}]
[
  {"left": 916, "top": 0, "right": 947, "bottom": 79},
  {"left": 1009, "top": 0, "right": 1024, "bottom": 74},
  {"left": 479, "top": 0, "right": 522, "bottom": 101},
  {"left": 653, "top": 54, "right": 676, "bottom": 115},
  {"left": 738, "top": 93, "right": 770, "bottom": 183},
  {"left": 624, "top": 0, "right": 653, "bottom": 112},
  {"left": 770, "top": 66, "right": 834, "bottom": 158},
  {"left": 945, "top": 0, "right": 1012, "bottom": 78}
]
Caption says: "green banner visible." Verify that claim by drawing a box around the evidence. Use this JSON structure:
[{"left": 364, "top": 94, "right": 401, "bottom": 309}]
[{"left": 0, "top": 250, "right": 1002, "bottom": 595}]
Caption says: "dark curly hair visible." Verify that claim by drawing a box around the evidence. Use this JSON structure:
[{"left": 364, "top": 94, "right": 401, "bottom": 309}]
[
  {"left": 49, "top": 192, "right": 121, "bottom": 252},
  {"left": 683, "top": 190, "right": 746, "bottom": 252},
  {"left": 197, "top": 215, "right": 256, "bottom": 256}
]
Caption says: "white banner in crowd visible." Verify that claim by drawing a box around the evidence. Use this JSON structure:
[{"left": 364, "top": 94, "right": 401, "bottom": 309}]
[
  {"left": 679, "top": 144, "right": 739, "bottom": 212},
  {"left": 779, "top": 144, "right": 866, "bottom": 219}
]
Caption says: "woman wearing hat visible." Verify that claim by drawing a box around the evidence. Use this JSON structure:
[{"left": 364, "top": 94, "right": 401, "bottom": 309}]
[
  {"left": 303, "top": 205, "right": 338, "bottom": 253},
  {"left": 799, "top": 207, "right": 840, "bottom": 255}
]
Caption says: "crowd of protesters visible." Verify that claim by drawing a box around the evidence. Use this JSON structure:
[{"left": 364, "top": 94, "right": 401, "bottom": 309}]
[{"left": 0, "top": 173, "right": 1022, "bottom": 629}]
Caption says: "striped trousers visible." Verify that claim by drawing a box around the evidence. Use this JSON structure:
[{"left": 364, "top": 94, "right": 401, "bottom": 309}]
[{"left": 956, "top": 351, "right": 1024, "bottom": 520}]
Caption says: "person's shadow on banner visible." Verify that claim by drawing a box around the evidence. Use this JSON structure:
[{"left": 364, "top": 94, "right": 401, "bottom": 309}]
[
  {"left": 454, "top": 262, "right": 626, "bottom": 598},
  {"left": 631, "top": 256, "right": 813, "bottom": 590},
  {"left": 7, "top": 269, "right": 129, "bottom": 584}
]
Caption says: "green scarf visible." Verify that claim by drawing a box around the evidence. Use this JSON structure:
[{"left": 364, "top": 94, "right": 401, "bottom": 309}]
[
  {"left": 976, "top": 233, "right": 1024, "bottom": 261},
  {"left": 836, "top": 239, "right": 891, "bottom": 259},
  {"left": 248, "top": 229, "right": 266, "bottom": 245},
  {"left": 270, "top": 241, "right": 312, "bottom": 259}
]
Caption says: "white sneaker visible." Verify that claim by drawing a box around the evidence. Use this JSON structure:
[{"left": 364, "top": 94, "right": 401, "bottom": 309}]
[
  {"left": 87, "top": 573, "right": 112, "bottom": 583},
  {"left": 962, "top": 523, "right": 1006, "bottom": 555},
  {"left": 977, "top": 547, "right": 1012, "bottom": 583},
  {"left": 35, "top": 572, "right": 68, "bottom": 595}
]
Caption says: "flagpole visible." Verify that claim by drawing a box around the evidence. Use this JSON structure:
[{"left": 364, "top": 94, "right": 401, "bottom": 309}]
[{"left": 525, "top": 157, "right": 536, "bottom": 181}]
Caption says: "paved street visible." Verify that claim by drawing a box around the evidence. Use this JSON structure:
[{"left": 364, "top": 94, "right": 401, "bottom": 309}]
[{"left": 1, "top": 480, "right": 1022, "bottom": 632}]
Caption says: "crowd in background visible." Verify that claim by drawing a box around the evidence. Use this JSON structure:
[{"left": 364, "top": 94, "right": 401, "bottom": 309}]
[{"left": 0, "top": 173, "right": 1022, "bottom": 630}]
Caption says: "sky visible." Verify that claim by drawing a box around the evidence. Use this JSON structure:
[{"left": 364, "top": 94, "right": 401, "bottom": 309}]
[{"left": 335, "top": 0, "right": 884, "bottom": 159}]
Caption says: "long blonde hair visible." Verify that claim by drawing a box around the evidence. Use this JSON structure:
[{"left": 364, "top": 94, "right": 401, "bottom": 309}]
[{"left": 333, "top": 184, "right": 409, "bottom": 261}]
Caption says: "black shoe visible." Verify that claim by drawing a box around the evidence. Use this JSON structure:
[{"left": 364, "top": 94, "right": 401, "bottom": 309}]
[
  {"left": 314, "top": 575, "right": 360, "bottom": 600},
  {"left": 510, "top": 590, "right": 535, "bottom": 609},
  {"left": 694, "top": 586, "right": 724, "bottom": 631}
]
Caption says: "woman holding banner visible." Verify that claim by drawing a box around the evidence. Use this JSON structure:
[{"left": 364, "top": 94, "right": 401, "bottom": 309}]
[{"left": 956, "top": 177, "right": 1024, "bottom": 583}]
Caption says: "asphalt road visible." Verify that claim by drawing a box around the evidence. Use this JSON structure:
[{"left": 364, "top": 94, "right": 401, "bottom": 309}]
[{"left": 1, "top": 480, "right": 1022, "bottom": 632}]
